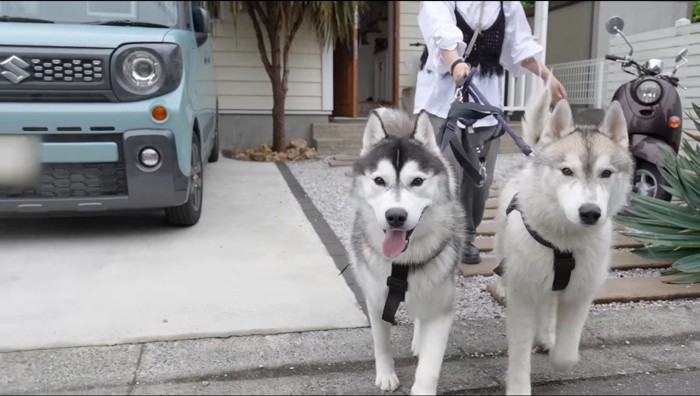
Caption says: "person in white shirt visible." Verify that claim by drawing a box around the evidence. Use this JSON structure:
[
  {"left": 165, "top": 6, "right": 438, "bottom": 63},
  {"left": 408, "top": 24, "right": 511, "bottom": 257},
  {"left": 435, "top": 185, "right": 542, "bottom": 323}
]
[{"left": 414, "top": 1, "right": 567, "bottom": 264}]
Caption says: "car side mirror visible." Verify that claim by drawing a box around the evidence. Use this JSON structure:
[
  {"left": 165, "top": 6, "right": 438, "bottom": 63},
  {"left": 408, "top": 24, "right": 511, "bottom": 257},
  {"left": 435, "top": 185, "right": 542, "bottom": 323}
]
[{"left": 192, "top": 6, "right": 211, "bottom": 46}]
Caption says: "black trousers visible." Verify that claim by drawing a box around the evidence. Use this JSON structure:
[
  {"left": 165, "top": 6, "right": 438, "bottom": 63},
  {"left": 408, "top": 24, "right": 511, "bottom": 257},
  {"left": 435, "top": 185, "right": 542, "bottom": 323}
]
[{"left": 427, "top": 112, "right": 500, "bottom": 243}]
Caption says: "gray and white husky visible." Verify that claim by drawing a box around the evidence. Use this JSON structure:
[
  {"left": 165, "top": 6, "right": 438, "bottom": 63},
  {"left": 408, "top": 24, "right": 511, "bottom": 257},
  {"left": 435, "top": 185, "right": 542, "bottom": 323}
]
[
  {"left": 349, "top": 108, "right": 466, "bottom": 395},
  {"left": 494, "top": 81, "right": 635, "bottom": 395}
]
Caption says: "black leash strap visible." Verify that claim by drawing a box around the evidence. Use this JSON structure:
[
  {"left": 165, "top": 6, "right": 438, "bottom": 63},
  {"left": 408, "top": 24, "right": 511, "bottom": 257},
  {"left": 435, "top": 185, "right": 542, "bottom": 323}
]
[
  {"left": 505, "top": 194, "right": 576, "bottom": 291},
  {"left": 382, "top": 263, "right": 409, "bottom": 324}
]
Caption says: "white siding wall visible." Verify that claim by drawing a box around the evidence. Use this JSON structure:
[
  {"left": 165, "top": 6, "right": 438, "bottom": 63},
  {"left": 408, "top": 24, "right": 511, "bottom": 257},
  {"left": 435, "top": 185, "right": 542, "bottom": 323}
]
[
  {"left": 606, "top": 22, "right": 700, "bottom": 139},
  {"left": 398, "top": 1, "right": 423, "bottom": 113},
  {"left": 211, "top": 13, "right": 326, "bottom": 114}
]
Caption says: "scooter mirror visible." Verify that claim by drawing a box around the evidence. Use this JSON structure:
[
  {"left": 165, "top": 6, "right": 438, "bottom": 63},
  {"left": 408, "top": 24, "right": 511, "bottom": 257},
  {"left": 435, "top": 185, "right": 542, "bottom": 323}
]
[
  {"left": 606, "top": 17, "right": 625, "bottom": 34},
  {"left": 676, "top": 48, "right": 688, "bottom": 63}
]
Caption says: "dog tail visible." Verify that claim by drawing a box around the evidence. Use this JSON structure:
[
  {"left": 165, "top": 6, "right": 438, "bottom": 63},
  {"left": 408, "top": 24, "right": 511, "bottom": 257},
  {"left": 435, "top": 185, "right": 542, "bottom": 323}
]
[{"left": 522, "top": 76, "right": 554, "bottom": 147}]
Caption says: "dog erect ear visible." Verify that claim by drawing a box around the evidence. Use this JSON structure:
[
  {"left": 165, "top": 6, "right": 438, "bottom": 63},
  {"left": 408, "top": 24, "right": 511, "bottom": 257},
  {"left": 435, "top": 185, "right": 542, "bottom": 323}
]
[
  {"left": 522, "top": 76, "right": 553, "bottom": 147},
  {"left": 543, "top": 99, "right": 574, "bottom": 144},
  {"left": 599, "top": 101, "right": 628, "bottom": 147},
  {"left": 412, "top": 110, "right": 439, "bottom": 153},
  {"left": 360, "top": 109, "right": 388, "bottom": 156}
]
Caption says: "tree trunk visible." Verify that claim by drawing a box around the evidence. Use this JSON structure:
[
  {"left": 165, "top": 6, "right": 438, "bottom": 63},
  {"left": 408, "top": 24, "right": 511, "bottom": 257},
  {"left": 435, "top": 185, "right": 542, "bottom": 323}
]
[{"left": 271, "top": 79, "right": 286, "bottom": 152}]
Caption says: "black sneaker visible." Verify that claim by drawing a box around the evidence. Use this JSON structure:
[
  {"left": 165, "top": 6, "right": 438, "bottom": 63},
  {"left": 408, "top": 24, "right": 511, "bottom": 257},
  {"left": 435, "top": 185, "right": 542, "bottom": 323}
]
[{"left": 462, "top": 241, "right": 481, "bottom": 264}]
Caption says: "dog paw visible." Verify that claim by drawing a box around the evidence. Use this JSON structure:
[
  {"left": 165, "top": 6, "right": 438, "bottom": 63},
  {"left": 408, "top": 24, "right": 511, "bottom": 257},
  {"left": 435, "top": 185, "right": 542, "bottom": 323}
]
[
  {"left": 506, "top": 373, "right": 531, "bottom": 395},
  {"left": 410, "top": 384, "right": 436, "bottom": 395},
  {"left": 376, "top": 372, "right": 400, "bottom": 392},
  {"left": 549, "top": 349, "right": 579, "bottom": 372}
]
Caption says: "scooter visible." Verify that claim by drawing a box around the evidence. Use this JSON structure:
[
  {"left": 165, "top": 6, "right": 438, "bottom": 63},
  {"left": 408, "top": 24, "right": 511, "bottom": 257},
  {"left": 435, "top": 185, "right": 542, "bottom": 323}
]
[{"left": 604, "top": 16, "right": 688, "bottom": 201}]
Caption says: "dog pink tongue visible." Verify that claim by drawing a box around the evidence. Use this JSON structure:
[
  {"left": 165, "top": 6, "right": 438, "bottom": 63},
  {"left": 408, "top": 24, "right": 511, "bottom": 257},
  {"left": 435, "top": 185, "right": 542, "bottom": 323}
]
[{"left": 383, "top": 230, "right": 408, "bottom": 259}]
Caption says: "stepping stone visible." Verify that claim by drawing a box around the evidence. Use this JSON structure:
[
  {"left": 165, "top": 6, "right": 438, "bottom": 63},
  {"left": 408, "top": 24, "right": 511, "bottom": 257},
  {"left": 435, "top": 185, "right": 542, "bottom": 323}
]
[
  {"left": 485, "top": 198, "right": 500, "bottom": 209},
  {"left": 474, "top": 233, "right": 643, "bottom": 253},
  {"left": 481, "top": 209, "right": 498, "bottom": 220},
  {"left": 487, "top": 276, "right": 700, "bottom": 306},
  {"left": 460, "top": 251, "right": 673, "bottom": 278},
  {"left": 476, "top": 222, "right": 496, "bottom": 236}
]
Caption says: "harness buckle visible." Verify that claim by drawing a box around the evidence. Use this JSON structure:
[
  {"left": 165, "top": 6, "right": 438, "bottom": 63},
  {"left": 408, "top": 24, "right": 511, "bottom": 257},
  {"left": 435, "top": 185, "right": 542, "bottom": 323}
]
[{"left": 386, "top": 276, "right": 408, "bottom": 292}]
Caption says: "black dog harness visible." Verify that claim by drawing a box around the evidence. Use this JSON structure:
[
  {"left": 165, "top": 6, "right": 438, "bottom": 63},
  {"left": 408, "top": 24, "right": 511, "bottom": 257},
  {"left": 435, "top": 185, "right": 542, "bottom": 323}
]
[
  {"left": 382, "top": 239, "right": 450, "bottom": 324},
  {"left": 382, "top": 263, "right": 411, "bottom": 324},
  {"left": 504, "top": 193, "right": 576, "bottom": 291}
]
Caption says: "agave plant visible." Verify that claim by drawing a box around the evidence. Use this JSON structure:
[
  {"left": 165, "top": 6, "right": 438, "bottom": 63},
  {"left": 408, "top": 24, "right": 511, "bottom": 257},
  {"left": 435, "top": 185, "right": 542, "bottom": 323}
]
[{"left": 615, "top": 107, "right": 700, "bottom": 284}]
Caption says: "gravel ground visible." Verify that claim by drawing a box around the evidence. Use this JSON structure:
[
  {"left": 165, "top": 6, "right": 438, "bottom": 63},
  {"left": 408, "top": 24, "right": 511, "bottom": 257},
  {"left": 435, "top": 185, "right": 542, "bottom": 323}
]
[{"left": 285, "top": 154, "right": 700, "bottom": 325}]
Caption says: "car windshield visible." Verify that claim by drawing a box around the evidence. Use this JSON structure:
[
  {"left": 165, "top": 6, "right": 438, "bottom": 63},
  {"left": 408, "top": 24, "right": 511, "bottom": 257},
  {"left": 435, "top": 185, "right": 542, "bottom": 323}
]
[{"left": 0, "top": 1, "right": 179, "bottom": 27}]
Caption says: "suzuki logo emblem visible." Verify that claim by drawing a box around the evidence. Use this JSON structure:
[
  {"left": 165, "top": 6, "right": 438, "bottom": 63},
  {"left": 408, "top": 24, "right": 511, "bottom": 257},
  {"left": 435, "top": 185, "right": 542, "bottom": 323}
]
[{"left": 0, "top": 55, "right": 31, "bottom": 84}]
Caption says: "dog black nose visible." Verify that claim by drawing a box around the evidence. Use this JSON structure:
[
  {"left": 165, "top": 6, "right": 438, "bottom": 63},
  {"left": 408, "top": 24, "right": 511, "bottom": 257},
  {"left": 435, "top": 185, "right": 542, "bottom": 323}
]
[
  {"left": 579, "top": 204, "right": 601, "bottom": 225},
  {"left": 385, "top": 208, "right": 408, "bottom": 228}
]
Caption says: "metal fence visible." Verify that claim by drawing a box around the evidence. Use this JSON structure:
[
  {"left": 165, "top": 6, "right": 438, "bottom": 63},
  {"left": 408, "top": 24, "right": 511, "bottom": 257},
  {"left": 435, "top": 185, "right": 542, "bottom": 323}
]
[
  {"left": 501, "top": 58, "right": 608, "bottom": 113},
  {"left": 549, "top": 58, "right": 608, "bottom": 108}
]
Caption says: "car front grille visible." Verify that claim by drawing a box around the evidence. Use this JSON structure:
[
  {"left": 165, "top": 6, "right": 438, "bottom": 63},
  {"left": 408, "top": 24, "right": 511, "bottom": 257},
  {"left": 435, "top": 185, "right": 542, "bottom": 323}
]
[
  {"left": 0, "top": 163, "right": 127, "bottom": 199},
  {"left": 28, "top": 57, "right": 104, "bottom": 83}
]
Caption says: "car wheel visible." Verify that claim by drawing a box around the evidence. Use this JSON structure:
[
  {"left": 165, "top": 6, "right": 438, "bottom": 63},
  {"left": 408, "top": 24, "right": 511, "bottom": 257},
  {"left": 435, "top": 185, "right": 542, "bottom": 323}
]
[
  {"left": 632, "top": 159, "right": 672, "bottom": 202},
  {"left": 208, "top": 100, "right": 220, "bottom": 163},
  {"left": 166, "top": 135, "right": 203, "bottom": 226}
]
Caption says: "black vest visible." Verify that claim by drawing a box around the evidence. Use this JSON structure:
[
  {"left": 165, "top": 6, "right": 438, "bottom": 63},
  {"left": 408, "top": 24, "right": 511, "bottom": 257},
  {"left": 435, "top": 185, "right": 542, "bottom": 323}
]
[
  {"left": 456, "top": 1, "right": 506, "bottom": 77},
  {"left": 419, "top": 2, "right": 506, "bottom": 77}
]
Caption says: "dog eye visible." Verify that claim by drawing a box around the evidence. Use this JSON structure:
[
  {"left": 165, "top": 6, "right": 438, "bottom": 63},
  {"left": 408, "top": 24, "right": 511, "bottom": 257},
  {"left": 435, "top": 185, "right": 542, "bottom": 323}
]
[
  {"left": 600, "top": 170, "right": 613, "bottom": 178},
  {"left": 561, "top": 168, "right": 574, "bottom": 176},
  {"left": 411, "top": 178, "right": 424, "bottom": 187},
  {"left": 374, "top": 177, "right": 386, "bottom": 186}
]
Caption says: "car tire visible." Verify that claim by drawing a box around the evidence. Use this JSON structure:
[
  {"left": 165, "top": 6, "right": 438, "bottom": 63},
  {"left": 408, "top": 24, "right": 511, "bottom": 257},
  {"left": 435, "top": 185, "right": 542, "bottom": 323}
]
[
  {"left": 633, "top": 159, "right": 672, "bottom": 202},
  {"left": 208, "top": 100, "right": 220, "bottom": 163},
  {"left": 166, "top": 135, "right": 203, "bottom": 226}
]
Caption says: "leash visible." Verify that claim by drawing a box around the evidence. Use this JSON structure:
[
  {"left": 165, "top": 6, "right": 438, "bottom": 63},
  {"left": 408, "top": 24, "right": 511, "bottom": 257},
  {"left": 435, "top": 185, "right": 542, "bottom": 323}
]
[
  {"left": 505, "top": 193, "right": 576, "bottom": 291},
  {"left": 456, "top": 70, "right": 534, "bottom": 157}
]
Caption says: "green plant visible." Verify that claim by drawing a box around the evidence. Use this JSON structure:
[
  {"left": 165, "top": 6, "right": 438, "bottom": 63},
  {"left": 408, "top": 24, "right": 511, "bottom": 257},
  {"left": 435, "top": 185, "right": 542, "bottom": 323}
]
[
  {"left": 615, "top": 107, "right": 700, "bottom": 284},
  {"left": 206, "top": 1, "right": 362, "bottom": 152}
]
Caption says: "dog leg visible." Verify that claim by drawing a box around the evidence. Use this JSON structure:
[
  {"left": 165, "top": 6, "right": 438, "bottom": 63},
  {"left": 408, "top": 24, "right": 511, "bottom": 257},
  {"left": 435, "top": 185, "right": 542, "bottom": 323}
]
[
  {"left": 505, "top": 294, "right": 537, "bottom": 396},
  {"left": 535, "top": 293, "right": 557, "bottom": 353},
  {"left": 411, "top": 312, "right": 453, "bottom": 395},
  {"left": 367, "top": 299, "right": 400, "bottom": 392},
  {"left": 411, "top": 318, "right": 421, "bottom": 357},
  {"left": 549, "top": 296, "right": 592, "bottom": 372}
]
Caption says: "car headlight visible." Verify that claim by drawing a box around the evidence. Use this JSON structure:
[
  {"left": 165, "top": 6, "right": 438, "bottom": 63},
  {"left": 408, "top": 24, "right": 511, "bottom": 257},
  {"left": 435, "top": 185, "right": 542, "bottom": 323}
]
[
  {"left": 123, "top": 50, "right": 163, "bottom": 90},
  {"left": 635, "top": 79, "right": 662, "bottom": 105},
  {"left": 111, "top": 43, "right": 182, "bottom": 102}
]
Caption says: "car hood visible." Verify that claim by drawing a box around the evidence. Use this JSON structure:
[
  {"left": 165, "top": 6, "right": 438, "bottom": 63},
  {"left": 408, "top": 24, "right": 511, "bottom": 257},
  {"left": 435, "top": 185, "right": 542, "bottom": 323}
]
[{"left": 0, "top": 23, "right": 171, "bottom": 48}]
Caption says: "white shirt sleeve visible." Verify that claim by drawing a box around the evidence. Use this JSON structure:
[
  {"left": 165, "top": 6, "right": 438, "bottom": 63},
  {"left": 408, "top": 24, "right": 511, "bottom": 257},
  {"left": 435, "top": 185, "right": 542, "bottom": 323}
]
[
  {"left": 418, "top": 1, "right": 467, "bottom": 75},
  {"left": 499, "top": 1, "right": 543, "bottom": 77}
]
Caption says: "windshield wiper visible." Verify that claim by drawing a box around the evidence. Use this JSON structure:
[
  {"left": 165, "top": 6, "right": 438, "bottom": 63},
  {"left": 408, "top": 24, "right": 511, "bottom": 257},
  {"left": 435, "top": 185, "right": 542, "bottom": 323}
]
[
  {"left": 0, "top": 15, "right": 54, "bottom": 23},
  {"left": 84, "top": 20, "right": 168, "bottom": 28}
]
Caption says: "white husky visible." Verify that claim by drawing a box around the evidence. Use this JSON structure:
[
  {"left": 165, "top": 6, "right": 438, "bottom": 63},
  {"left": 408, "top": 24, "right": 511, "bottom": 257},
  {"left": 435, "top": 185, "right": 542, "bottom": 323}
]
[
  {"left": 493, "top": 82, "right": 634, "bottom": 395},
  {"left": 349, "top": 108, "right": 466, "bottom": 395}
]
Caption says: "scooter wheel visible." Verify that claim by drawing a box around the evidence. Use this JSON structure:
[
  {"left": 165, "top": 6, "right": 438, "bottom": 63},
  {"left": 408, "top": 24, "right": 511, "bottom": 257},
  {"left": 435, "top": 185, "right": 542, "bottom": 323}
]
[{"left": 633, "top": 159, "right": 672, "bottom": 202}]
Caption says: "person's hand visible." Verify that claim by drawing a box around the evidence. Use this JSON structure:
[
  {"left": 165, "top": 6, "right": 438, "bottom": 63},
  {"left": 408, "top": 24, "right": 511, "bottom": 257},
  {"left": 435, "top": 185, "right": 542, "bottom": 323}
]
[
  {"left": 549, "top": 75, "right": 568, "bottom": 106},
  {"left": 452, "top": 61, "right": 471, "bottom": 85}
]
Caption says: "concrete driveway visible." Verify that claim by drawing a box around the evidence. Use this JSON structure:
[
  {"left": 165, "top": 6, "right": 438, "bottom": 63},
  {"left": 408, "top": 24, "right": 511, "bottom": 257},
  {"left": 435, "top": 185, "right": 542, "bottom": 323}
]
[{"left": 0, "top": 158, "right": 367, "bottom": 352}]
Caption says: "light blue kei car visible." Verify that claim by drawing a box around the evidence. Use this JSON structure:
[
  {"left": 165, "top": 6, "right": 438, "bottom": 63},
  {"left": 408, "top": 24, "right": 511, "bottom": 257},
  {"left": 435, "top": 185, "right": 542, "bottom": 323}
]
[{"left": 0, "top": 1, "right": 219, "bottom": 226}]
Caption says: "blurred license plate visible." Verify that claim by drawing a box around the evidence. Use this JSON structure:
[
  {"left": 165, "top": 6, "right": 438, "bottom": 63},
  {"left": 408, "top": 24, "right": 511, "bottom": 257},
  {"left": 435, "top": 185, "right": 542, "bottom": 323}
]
[{"left": 0, "top": 136, "right": 41, "bottom": 187}]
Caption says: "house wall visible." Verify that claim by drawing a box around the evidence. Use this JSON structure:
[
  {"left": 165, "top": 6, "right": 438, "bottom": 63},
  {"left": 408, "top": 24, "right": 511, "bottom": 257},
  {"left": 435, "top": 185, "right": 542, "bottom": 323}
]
[
  {"left": 591, "top": 1, "right": 692, "bottom": 59},
  {"left": 210, "top": 7, "right": 331, "bottom": 149},
  {"left": 539, "top": 2, "right": 594, "bottom": 65},
  {"left": 397, "top": 1, "right": 424, "bottom": 114}
]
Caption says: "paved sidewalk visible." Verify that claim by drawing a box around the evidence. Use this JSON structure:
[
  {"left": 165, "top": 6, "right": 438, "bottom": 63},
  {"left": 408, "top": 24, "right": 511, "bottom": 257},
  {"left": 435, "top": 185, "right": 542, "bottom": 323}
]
[
  {"left": 0, "top": 159, "right": 366, "bottom": 352},
  {"left": 2, "top": 305, "right": 699, "bottom": 395}
]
